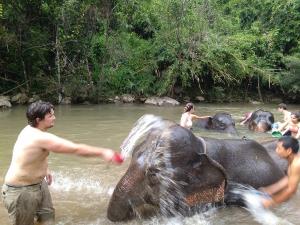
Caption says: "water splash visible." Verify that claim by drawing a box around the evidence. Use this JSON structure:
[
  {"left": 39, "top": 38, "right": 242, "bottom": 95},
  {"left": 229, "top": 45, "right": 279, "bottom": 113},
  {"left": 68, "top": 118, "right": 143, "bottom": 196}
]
[
  {"left": 50, "top": 171, "right": 113, "bottom": 196},
  {"left": 120, "top": 114, "right": 218, "bottom": 218},
  {"left": 120, "top": 114, "right": 167, "bottom": 159},
  {"left": 231, "top": 184, "right": 294, "bottom": 225}
]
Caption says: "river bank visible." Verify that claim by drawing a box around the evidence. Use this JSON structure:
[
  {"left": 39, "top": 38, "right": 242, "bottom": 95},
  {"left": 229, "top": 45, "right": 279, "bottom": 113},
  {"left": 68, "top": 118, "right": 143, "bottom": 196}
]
[{"left": 0, "top": 91, "right": 285, "bottom": 110}]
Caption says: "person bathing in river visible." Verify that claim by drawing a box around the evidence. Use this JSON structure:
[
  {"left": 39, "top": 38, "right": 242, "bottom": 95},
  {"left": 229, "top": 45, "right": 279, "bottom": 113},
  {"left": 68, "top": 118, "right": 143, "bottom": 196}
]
[
  {"left": 180, "top": 103, "right": 210, "bottom": 129},
  {"left": 1, "top": 100, "right": 124, "bottom": 225},
  {"left": 272, "top": 103, "right": 291, "bottom": 130},
  {"left": 279, "top": 112, "right": 300, "bottom": 139},
  {"left": 260, "top": 136, "right": 300, "bottom": 208},
  {"left": 278, "top": 103, "right": 292, "bottom": 124},
  {"left": 240, "top": 111, "right": 253, "bottom": 125}
]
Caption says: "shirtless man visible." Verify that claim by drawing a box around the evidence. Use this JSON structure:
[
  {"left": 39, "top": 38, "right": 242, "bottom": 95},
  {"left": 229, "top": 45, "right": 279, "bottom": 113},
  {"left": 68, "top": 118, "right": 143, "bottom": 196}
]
[
  {"left": 1, "top": 101, "right": 123, "bottom": 225},
  {"left": 260, "top": 136, "right": 300, "bottom": 208},
  {"left": 274, "top": 103, "right": 291, "bottom": 130},
  {"left": 278, "top": 103, "right": 291, "bottom": 123}
]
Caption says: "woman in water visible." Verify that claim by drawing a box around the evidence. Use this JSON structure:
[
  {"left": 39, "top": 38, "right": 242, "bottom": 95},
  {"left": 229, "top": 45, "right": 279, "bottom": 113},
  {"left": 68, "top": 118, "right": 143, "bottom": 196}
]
[
  {"left": 280, "top": 111, "right": 300, "bottom": 139},
  {"left": 180, "top": 103, "right": 210, "bottom": 129}
]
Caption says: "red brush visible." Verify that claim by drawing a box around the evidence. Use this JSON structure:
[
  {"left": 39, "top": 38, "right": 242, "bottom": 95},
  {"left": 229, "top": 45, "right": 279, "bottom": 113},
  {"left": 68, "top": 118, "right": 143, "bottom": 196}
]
[{"left": 112, "top": 152, "right": 124, "bottom": 164}]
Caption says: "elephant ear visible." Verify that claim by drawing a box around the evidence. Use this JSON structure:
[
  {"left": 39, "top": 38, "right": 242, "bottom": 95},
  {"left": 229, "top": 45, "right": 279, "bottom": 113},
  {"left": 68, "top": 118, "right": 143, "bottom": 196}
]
[{"left": 183, "top": 154, "right": 227, "bottom": 207}]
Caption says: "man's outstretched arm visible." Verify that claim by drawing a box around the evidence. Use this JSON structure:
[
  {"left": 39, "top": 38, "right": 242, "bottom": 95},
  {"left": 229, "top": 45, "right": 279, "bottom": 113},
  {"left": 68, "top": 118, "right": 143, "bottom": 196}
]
[
  {"left": 262, "top": 165, "right": 300, "bottom": 208},
  {"left": 40, "top": 132, "right": 123, "bottom": 164}
]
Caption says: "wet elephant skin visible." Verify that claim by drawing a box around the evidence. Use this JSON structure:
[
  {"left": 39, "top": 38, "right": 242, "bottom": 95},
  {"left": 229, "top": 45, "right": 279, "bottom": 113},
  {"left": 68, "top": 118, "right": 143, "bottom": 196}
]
[
  {"left": 203, "top": 137, "right": 285, "bottom": 189},
  {"left": 247, "top": 109, "right": 274, "bottom": 132},
  {"left": 107, "top": 124, "right": 227, "bottom": 221},
  {"left": 107, "top": 122, "right": 284, "bottom": 221},
  {"left": 260, "top": 139, "right": 288, "bottom": 173},
  {"left": 193, "top": 112, "right": 237, "bottom": 134}
]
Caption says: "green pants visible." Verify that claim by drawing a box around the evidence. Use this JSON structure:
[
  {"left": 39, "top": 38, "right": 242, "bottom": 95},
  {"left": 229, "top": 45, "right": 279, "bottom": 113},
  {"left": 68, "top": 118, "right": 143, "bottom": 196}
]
[{"left": 1, "top": 180, "right": 55, "bottom": 225}]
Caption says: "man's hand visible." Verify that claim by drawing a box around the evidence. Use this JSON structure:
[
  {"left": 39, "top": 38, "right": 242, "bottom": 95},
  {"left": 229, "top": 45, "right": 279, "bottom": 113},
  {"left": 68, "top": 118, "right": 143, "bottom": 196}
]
[
  {"left": 111, "top": 152, "right": 124, "bottom": 164},
  {"left": 102, "top": 148, "right": 124, "bottom": 164},
  {"left": 45, "top": 172, "right": 53, "bottom": 185},
  {"left": 262, "top": 198, "right": 275, "bottom": 208}
]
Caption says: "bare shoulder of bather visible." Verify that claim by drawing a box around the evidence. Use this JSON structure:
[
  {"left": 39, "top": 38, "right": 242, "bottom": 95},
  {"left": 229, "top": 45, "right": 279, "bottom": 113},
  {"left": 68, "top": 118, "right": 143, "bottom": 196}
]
[
  {"left": 288, "top": 155, "right": 300, "bottom": 186},
  {"left": 5, "top": 125, "right": 116, "bottom": 186},
  {"left": 4, "top": 125, "right": 58, "bottom": 186}
]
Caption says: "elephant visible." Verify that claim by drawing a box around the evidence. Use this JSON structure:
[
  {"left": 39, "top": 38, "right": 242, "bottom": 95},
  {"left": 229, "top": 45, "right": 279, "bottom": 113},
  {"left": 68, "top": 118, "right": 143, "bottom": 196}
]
[
  {"left": 192, "top": 112, "right": 237, "bottom": 134},
  {"left": 260, "top": 139, "right": 288, "bottom": 173},
  {"left": 247, "top": 109, "right": 275, "bottom": 132},
  {"left": 107, "top": 115, "right": 285, "bottom": 222}
]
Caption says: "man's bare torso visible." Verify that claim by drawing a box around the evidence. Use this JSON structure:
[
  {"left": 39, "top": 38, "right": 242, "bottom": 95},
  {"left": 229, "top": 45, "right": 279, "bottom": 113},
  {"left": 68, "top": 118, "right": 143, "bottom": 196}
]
[
  {"left": 283, "top": 111, "right": 291, "bottom": 122},
  {"left": 4, "top": 125, "right": 50, "bottom": 185}
]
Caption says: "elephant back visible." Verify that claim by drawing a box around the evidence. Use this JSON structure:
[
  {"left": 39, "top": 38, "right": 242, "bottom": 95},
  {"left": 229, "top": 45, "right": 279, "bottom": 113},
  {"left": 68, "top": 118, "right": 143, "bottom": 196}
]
[{"left": 203, "top": 137, "right": 285, "bottom": 189}]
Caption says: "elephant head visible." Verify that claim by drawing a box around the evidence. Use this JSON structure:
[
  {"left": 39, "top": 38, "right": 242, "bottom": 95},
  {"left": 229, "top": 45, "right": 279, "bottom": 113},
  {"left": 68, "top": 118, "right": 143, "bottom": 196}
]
[
  {"left": 193, "top": 113, "right": 237, "bottom": 134},
  {"left": 107, "top": 115, "right": 227, "bottom": 221},
  {"left": 248, "top": 109, "right": 274, "bottom": 132}
]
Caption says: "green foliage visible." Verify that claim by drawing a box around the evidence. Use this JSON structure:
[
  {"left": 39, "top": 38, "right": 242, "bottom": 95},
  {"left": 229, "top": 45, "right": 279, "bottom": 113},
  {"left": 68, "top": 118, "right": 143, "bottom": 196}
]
[
  {"left": 0, "top": 3, "right": 2, "bottom": 18},
  {"left": 275, "top": 55, "right": 300, "bottom": 101},
  {"left": 0, "top": 0, "right": 299, "bottom": 103},
  {"left": 100, "top": 32, "right": 156, "bottom": 96}
]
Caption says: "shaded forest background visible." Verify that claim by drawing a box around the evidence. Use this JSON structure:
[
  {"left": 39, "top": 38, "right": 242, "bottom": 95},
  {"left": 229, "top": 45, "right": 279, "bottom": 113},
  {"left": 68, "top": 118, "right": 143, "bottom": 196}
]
[{"left": 0, "top": 0, "right": 299, "bottom": 103}]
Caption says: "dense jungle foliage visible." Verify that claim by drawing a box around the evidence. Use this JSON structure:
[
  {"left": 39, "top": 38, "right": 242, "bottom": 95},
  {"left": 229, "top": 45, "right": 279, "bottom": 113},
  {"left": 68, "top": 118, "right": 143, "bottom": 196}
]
[{"left": 0, "top": 0, "right": 299, "bottom": 103}]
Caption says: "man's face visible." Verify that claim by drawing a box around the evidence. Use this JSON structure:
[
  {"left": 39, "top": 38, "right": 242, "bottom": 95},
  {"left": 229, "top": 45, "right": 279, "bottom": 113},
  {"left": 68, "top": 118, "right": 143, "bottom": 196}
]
[
  {"left": 276, "top": 141, "right": 290, "bottom": 159},
  {"left": 291, "top": 114, "right": 299, "bottom": 123},
  {"left": 39, "top": 109, "right": 56, "bottom": 129}
]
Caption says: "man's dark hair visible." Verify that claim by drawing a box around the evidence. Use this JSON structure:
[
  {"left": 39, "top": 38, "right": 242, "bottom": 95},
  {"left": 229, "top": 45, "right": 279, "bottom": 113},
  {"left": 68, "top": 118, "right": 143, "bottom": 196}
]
[
  {"left": 278, "top": 136, "right": 299, "bottom": 154},
  {"left": 26, "top": 100, "right": 54, "bottom": 127},
  {"left": 278, "top": 103, "right": 287, "bottom": 110}
]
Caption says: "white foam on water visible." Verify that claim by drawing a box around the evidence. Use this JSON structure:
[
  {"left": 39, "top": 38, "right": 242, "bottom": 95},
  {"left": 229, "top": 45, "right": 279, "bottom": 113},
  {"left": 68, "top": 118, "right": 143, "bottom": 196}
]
[
  {"left": 54, "top": 214, "right": 213, "bottom": 225},
  {"left": 232, "top": 186, "right": 294, "bottom": 225},
  {"left": 120, "top": 114, "right": 166, "bottom": 159},
  {"left": 50, "top": 171, "right": 113, "bottom": 196}
]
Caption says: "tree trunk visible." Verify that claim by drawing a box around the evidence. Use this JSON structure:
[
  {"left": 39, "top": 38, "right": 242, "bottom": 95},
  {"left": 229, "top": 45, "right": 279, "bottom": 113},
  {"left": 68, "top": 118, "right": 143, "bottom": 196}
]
[
  {"left": 55, "top": 26, "right": 62, "bottom": 103},
  {"left": 257, "top": 76, "right": 263, "bottom": 102},
  {"left": 21, "top": 59, "right": 29, "bottom": 92}
]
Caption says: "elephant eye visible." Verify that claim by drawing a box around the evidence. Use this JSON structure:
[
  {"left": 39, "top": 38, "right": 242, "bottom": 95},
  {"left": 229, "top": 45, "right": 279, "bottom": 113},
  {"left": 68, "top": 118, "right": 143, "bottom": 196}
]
[{"left": 219, "top": 122, "right": 225, "bottom": 127}]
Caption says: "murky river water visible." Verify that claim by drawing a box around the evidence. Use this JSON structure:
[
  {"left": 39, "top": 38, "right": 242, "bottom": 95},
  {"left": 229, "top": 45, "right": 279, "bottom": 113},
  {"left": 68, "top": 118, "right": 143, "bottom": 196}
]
[{"left": 0, "top": 103, "right": 299, "bottom": 225}]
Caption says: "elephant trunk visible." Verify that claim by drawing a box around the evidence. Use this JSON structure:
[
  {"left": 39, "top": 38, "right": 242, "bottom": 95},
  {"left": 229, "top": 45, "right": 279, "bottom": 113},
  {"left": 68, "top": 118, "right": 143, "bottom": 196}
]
[
  {"left": 107, "top": 166, "right": 145, "bottom": 222},
  {"left": 107, "top": 190, "right": 134, "bottom": 221}
]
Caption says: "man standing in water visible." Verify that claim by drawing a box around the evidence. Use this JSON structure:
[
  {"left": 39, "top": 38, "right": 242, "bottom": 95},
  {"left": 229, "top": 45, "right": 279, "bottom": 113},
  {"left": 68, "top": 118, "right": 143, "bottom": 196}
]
[
  {"left": 2, "top": 101, "right": 124, "bottom": 225},
  {"left": 260, "top": 136, "right": 300, "bottom": 208}
]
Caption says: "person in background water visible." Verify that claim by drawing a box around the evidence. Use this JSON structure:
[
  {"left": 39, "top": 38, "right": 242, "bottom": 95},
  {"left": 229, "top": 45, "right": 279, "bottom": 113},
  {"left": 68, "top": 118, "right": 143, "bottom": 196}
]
[
  {"left": 272, "top": 103, "right": 291, "bottom": 130},
  {"left": 180, "top": 103, "right": 210, "bottom": 129},
  {"left": 1, "top": 101, "right": 124, "bottom": 225},
  {"left": 240, "top": 111, "right": 253, "bottom": 125},
  {"left": 260, "top": 136, "right": 300, "bottom": 208},
  {"left": 278, "top": 103, "right": 292, "bottom": 123},
  {"left": 279, "top": 112, "right": 300, "bottom": 139}
]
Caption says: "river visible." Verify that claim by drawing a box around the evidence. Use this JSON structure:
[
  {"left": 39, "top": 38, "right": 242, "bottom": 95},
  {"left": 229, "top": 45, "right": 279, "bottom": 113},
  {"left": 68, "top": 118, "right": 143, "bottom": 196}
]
[{"left": 0, "top": 103, "right": 299, "bottom": 225}]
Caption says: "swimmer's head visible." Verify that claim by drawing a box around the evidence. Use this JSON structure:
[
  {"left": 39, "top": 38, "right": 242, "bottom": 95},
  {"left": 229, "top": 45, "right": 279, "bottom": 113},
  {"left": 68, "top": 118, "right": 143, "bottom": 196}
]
[
  {"left": 290, "top": 111, "right": 300, "bottom": 123},
  {"left": 277, "top": 136, "right": 299, "bottom": 154},
  {"left": 278, "top": 103, "right": 287, "bottom": 111},
  {"left": 26, "top": 100, "right": 54, "bottom": 127},
  {"left": 184, "top": 103, "right": 194, "bottom": 112}
]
